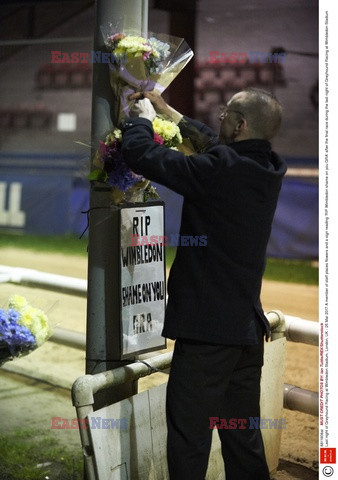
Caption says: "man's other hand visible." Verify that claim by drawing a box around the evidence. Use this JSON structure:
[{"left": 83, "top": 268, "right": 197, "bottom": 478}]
[
  {"left": 130, "top": 98, "right": 157, "bottom": 122},
  {"left": 129, "top": 91, "right": 171, "bottom": 116}
]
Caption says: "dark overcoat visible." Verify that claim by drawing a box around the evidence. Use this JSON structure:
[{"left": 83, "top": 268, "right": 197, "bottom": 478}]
[{"left": 122, "top": 116, "right": 287, "bottom": 345}]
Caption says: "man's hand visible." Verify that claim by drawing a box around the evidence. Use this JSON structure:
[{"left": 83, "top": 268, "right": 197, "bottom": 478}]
[
  {"left": 129, "top": 91, "right": 183, "bottom": 125},
  {"left": 129, "top": 98, "right": 157, "bottom": 122},
  {"left": 129, "top": 91, "right": 170, "bottom": 116}
]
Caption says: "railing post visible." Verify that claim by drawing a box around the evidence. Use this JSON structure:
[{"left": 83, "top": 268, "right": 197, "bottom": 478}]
[{"left": 267, "top": 310, "right": 286, "bottom": 341}]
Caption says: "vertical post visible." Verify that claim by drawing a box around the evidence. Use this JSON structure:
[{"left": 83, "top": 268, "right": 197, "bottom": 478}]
[{"left": 86, "top": 0, "right": 149, "bottom": 407}]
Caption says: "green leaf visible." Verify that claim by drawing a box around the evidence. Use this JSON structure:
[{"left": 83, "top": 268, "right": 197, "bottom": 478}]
[{"left": 88, "top": 169, "right": 107, "bottom": 182}]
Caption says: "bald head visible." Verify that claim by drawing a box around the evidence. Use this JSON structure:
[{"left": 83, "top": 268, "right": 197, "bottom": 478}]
[{"left": 227, "top": 88, "right": 282, "bottom": 141}]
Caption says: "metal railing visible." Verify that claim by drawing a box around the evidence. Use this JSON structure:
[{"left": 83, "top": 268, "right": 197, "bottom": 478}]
[{"left": 0, "top": 265, "right": 319, "bottom": 418}]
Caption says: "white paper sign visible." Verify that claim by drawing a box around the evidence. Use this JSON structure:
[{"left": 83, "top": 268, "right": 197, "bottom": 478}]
[{"left": 120, "top": 203, "right": 166, "bottom": 357}]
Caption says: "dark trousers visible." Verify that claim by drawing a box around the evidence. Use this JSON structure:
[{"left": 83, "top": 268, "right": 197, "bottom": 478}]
[{"left": 166, "top": 326, "right": 270, "bottom": 480}]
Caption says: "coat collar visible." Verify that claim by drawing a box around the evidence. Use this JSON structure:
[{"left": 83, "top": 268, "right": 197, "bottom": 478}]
[
  {"left": 227, "top": 139, "right": 271, "bottom": 157},
  {"left": 226, "top": 139, "right": 277, "bottom": 169}
]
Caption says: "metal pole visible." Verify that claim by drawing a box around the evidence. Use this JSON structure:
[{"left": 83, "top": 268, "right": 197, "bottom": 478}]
[
  {"left": 284, "top": 315, "right": 319, "bottom": 346},
  {"left": 283, "top": 383, "right": 318, "bottom": 417},
  {"left": 86, "top": 0, "right": 149, "bottom": 407},
  {"left": 0, "top": 265, "right": 87, "bottom": 296},
  {"left": 50, "top": 327, "right": 86, "bottom": 350}
]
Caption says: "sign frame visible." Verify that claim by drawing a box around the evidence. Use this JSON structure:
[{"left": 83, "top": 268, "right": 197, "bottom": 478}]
[{"left": 119, "top": 201, "right": 167, "bottom": 359}]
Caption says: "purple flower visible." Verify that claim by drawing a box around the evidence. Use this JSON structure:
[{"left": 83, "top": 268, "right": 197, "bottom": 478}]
[
  {"left": 8, "top": 309, "right": 20, "bottom": 323},
  {"left": 100, "top": 139, "right": 143, "bottom": 191},
  {"left": 0, "top": 307, "right": 36, "bottom": 357},
  {"left": 0, "top": 309, "right": 7, "bottom": 325}
]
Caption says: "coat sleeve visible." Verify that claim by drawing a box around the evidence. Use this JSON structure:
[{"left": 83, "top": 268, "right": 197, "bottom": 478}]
[
  {"left": 121, "top": 117, "right": 224, "bottom": 200},
  {"left": 180, "top": 115, "right": 218, "bottom": 139},
  {"left": 178, "top": 116, "right": 219, "bottom": 153}
]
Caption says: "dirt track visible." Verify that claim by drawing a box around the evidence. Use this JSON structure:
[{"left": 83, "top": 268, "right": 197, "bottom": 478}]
[{"left": 0, "top": 247, "right": 318, "bottom": 478}]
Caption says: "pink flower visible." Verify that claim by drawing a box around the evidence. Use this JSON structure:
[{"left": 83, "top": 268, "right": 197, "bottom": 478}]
[
  {"left": 99, "top": 140, "right": 107, "bottom": 155},
  {"left": 143, "top": 47, "right": 153, "bottom": 60},
  {"left": 110, "top": 33, "right": 125, "bottom": 42},
  {"left": 154, "top": 133, "right": 164, "bottom": 144}
]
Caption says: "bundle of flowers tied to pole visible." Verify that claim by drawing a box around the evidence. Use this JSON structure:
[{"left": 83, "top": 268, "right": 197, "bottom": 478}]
[
  {"left": 88, "top": 25, "right": 196, "bottom": 204},
  {"left": 0, "top": 296, "right": 53, "bottom": 366}
]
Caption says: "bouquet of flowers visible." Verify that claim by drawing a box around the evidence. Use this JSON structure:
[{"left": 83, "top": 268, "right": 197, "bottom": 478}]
[
  {"left": 101, "top": 26, "right": 194, "bottom": 122},
  {"left": 0, "top": 295, "right": 52, "bottom": 366},
  {"left": 89, "top": 117, "right": 183, "bottom": 204},
  {"left": 87, "top": 25, "right": 194, "bottom": 204}
]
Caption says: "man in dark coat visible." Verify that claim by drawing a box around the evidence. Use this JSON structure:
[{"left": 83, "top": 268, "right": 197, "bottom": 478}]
[{"left": 122, "top": 88, "right": 287, "bottom": 480}]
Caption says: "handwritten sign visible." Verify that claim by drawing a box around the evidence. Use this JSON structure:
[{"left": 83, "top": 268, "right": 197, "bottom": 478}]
[{"left": 120, "top": 203, "right": 166, "bottom": 357}]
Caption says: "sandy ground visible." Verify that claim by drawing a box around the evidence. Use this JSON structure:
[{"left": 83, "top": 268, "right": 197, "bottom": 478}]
[{"left": 0, "top": 247, "right": 319, "bottom": 479}]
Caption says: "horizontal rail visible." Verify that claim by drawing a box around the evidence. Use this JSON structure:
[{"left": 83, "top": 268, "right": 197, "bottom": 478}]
[
  {"left": 285, "top": 167, "right": 318, "bottom": 178},
  {"left": 50, "top": 327, "right": 86, "bottom": 350},
  {"left": 48, "top": 313, "right": 318, "bottom": 351},
  {"left": 284, "top": 315, "right": 318, "bottom": 346},
  {"left": 72, "top": 350, "right": 319, "bottom": 417},
  {"left": 0, "top": 265, "right": 87, "bottom": 297},
  {"left": 284, "top": 383, "right": 318, "bottom": 417}
]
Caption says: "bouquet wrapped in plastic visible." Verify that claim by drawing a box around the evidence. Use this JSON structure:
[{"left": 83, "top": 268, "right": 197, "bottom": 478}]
[
  {"left": 101, "top": 25, "right": 194, "bottom": 123},
  {"left": 0, "top": 295, "right": 52, "bottom": 366},
  {"left": 88, "top": 25, "right": 194, "bottom": 204}
]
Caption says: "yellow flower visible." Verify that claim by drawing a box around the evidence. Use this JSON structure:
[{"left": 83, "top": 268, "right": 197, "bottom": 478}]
[
  {"left": 153, "top": 117, "right": 182, "bottom": 147},
  {"left": 105, "top": 128, "right": 122, "bottom": 144},
  {"left": 116, "top": 36, "right": 152, "bottom": 57},
  {"left": 8, "top": 295, "right": 28, "bottom": 311},
  {"left": 5, "top": 295, "right": 52, "bottom": 350},
  {"left": 20, "top": 306, "right": 50, "bottom": 346},
  {"left": 10, "top": 296, "right": 52, "bottom": 346},
  {"left": 19, "top": 305, "right": 36, "bottom": 329},
  {"left": 113, "top": 128, "right": 122, "bottom": 140}
]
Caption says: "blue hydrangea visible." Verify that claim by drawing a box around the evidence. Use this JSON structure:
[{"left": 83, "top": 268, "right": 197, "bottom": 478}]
[
  {"left": 148, "top": 37, "right": 170, "bottom": 62},
  {"left": 0, "top": 309, "right": 7, "bottom": 324},
  {"left": 8, "top": 308, "right": 20, "bottom": 323},
  {"left": 0, "top": 308, "right": 36, "bottom": 357}
]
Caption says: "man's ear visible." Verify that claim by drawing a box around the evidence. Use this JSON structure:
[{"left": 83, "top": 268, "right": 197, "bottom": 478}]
[{"left": 234, "top": 117, "right": 248, "bottom": 136}]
